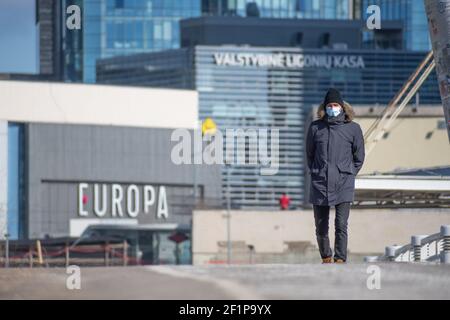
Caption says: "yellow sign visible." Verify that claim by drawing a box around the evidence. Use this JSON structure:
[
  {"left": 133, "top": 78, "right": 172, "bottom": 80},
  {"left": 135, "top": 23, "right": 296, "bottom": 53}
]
[{"left": 202, "top": 118, "right": 217, "bottom": 136}]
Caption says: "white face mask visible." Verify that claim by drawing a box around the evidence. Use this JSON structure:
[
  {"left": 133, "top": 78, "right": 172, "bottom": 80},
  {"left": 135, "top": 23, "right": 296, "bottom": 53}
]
[{"left": 326, "top": 105, "right": 342, "bottom": 117}]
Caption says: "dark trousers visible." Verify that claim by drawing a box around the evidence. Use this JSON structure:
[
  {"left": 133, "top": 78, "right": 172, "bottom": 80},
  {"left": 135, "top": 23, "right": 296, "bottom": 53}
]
[{"left": 313, "top": 202, "right": 351, "bottom": 261}]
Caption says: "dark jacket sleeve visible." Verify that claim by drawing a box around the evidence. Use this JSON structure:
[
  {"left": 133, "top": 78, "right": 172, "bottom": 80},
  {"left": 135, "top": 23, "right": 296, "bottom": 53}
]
[
  {"left": 352, "top": 123, "right": 365, "bottom": 175},
  {"left": 306, "top": 123, "right": 315, "bottom": 172}
]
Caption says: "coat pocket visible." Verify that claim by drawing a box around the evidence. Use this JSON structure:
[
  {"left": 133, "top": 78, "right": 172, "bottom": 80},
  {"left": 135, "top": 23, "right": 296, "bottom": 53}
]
[
  {"left": 311, "top": 163, "right": 326, "bottom": 177},
  {"left": 337, "top": 162, "right": 355, "bottom": 175},
  {"left": 311, "top": 170, "right": 327, "bottom": 196}
]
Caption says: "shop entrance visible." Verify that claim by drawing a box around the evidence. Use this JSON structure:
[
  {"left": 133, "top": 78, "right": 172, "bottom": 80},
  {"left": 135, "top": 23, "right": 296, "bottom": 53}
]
[{"left": 81, "top": 224, "right": 191, "bottom": 265}]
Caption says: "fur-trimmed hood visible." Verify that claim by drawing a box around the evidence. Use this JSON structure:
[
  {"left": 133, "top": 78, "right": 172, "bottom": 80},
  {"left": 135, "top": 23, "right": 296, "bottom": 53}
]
[{"left": 317, "top": 101, "right": 355, "bottom": 123}]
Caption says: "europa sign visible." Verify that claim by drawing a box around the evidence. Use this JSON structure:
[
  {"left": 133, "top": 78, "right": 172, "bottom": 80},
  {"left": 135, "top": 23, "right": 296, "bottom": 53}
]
[
  {"left": 78, "top": 183, "right": 168, "bottom": 219},
  {"left": 213, "top": 52, "right": 365, "bottom": 69}
]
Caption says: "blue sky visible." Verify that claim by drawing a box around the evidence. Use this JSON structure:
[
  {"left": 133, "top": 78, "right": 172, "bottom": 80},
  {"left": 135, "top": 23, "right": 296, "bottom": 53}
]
[{"left": 0, "top": 0, "right": 37, "bottom": 74}]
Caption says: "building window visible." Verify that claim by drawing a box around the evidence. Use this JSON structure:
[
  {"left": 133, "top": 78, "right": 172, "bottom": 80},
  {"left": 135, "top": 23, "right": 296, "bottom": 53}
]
[
  {"left": 115, "top": 0, "right": 125, "bottom": 9},
  {"left": 7, "top": 123, "right": 26, "bottom": 240}
]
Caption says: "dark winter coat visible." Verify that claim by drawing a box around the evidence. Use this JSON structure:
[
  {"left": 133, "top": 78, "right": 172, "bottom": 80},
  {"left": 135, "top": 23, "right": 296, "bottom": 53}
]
[{"left": 306, "top": 102, "right": 365, "bottom": 206}]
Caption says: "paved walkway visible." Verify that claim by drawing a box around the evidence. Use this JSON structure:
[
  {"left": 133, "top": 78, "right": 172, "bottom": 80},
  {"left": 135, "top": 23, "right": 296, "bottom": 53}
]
[{"left": 1, "top": 263, "right": 449, "bottom": 299}]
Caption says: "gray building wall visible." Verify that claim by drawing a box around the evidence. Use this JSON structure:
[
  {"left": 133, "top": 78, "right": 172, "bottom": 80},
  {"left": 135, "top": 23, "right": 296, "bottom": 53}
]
[{"left": 26, "top": 123, "right": 222, "bottom": 239}]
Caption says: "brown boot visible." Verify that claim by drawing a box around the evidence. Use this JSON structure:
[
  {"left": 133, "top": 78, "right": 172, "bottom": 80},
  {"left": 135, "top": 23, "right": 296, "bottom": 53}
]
[
  {"left": 334, "top": 259, "right": 345, "bottom": 264},
  {"left": 322, "top": 257, "right": 333, "bottom": 264}
]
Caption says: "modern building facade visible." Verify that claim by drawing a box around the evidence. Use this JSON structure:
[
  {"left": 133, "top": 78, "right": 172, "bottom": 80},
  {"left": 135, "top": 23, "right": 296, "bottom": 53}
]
[
  {"left": 0, "top": 81, "right": 222, "bottom": 264},
  {"left": 31, "top": 0, "right": 431, "bottom": 83},
  {"left": 180, "top": 16, "right": 403, "bottom": 50},
  {"left": 356, "top": 0, "right": 431, "bottom": 51},
  {"left": 201, "top": 0, "right": 353, "bottom": 19},
  {"left": 79, "top": 0, "right": 202, "bottom": 83},
  {"left": 65, "top": 0, "right": 355, "bottom": 83}
]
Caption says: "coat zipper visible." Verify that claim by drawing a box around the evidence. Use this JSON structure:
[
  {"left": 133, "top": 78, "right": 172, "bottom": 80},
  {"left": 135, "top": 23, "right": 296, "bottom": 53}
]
[{"left": 326, "top": 123, "right": 330, "bottom": 200}]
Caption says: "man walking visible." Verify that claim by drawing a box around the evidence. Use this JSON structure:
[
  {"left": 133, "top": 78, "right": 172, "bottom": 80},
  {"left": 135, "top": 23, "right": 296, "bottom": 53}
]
[{"left": 306, "top": 88, "right": 365, "bottom": 264}]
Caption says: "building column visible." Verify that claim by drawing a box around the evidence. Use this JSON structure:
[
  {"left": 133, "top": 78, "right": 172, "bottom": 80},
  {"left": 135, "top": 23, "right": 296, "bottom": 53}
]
[
  {"left": 424, "top": 0, "right": 450, "bottom": 142},
  {"left": 0, "top": 121, "right": 7, "bottom": 240}
]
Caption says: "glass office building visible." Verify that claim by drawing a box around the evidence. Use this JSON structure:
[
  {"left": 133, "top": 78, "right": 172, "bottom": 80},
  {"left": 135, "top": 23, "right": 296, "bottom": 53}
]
[
  {"left": 59, "top": 0, "right": 430, "bottom": 82},
  {"left": 63, "top": 0, "right": 201, "bottom": 83},
  {"left": 97, "top": 45, "right": 441, "bottom": 208},
  {"left": 358, "top": 0, "right": 431, "bottom": 51},
  {"left": 63, "top": 0, "right": 352, "bottom": 83},
  {"left": 201, "top": 0, "right": 432, "bottom": 52},
  {"left": 201, "top": 0, "right": 351, "bottom": 19}
]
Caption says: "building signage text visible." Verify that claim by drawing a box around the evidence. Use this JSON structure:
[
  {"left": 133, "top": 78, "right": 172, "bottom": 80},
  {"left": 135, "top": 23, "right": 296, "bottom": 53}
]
[
  {"left": 213, "top": 52, "right": 365, "bottom": 69},
  {"left": 78, "top": 183, "right": 169, "bottom": 219}
]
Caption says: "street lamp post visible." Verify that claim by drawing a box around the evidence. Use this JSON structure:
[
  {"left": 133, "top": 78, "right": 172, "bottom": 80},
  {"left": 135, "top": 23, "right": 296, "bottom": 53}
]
[
  {"left": 226, "top": 165, "right": 231, "bottom": 265},
  {"left": 193, "top": 157, "right": 197, "bottom": 207},
  {"left": 193, "top": 124, "right": 200, "bottom": 208},
  {"left": 194, "top": 118, "right": 218, "bottom": 208}
]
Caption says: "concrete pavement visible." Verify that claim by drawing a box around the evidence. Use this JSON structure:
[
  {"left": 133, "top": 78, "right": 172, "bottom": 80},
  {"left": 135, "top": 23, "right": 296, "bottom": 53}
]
[
  {"left": 0, "top": 266, "right": 235, "bottom": 300},
  {"left": 158, "top": 263, "right": 450, "bottom": 299},
  {"left": 0, "top": 263, "right": 449, "bottom": 299}
]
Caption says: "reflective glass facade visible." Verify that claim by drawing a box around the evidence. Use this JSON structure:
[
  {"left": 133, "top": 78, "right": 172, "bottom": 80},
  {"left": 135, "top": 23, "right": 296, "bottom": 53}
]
[
  {"left": 61, "top": 0, "right": 431, "bottom": 82},
  {"left": 359, "top": 0, "right": 431, "bottom": 51},
  {"left": 87, "top": 227, "right": 192, "bottom": 264},
  {"left": 196, "top": 46, "right": 306, "bottom": 208},
  {"left": 202, "top": 0, "right": 350, "bottom": 19},
  {"left": 7, "top": 123, "right": 26, "bottom": 240},
  {"left": 67, "top": 0, "right": 201, "bottom": 83},
  {"left": 62, "top": 0, "right": 83, "bottom": 82},
  {"left": 62, "top": 0, "right": 352, "bottom": 83},
  {"left": 96, "top": 45, "right": 441, "bottom": 208}
]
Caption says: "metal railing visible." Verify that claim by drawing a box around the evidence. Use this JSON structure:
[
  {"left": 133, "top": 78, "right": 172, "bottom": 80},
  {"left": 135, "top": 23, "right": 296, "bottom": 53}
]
[
  {"left": 365, "top": 225, "right": 450, "bottom": 264},
  {"left": 1, "top": 236, "right": 130, "bottom": 268}
]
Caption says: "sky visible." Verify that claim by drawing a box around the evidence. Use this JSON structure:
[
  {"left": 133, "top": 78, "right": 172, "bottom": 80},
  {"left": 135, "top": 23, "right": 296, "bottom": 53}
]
[{"left": 0, "top": 0, "right": 37, "bottom": 74}]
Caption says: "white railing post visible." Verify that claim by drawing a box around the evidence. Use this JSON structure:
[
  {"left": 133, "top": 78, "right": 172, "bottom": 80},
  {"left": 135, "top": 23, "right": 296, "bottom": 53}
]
[
  {"left": 367, "top": 226, "right": 450, "bottom": 264},
  {"left": 385, "top": 245, "right": 399, "bottom": 262},
  {"left": 364, "top": 256, "right": 378, "bottom": 263},
  {"left": 411, "top": 235, "right": 427, "bottom": 262},
  {"left": 440, "top": 225, "right": 450, "bottom": 264}
]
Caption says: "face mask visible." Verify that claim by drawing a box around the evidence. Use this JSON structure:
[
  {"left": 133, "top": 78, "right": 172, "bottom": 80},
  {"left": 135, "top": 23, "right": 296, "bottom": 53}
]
[{"left": 326, "top": 106, "right": 342, "bottom": 117}]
